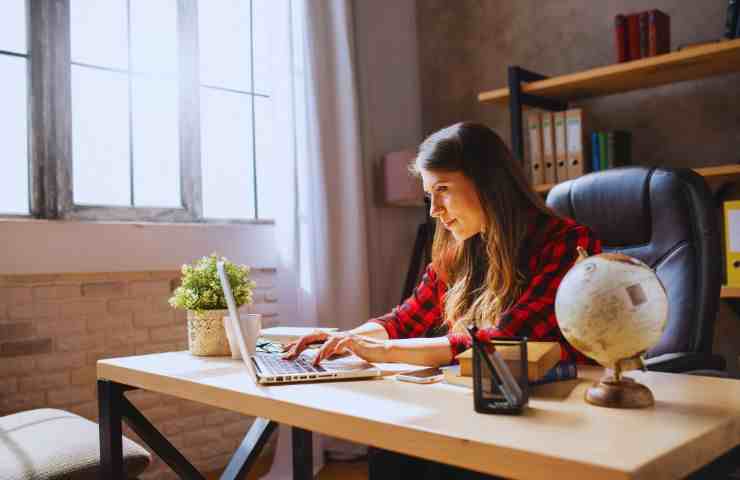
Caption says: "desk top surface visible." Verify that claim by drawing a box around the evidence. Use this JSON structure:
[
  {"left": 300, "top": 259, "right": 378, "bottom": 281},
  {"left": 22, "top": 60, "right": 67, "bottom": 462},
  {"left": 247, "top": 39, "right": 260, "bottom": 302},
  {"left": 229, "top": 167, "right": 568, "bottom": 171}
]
[{"left": 98, "top": 351, "right": 740, "bottom": 480}]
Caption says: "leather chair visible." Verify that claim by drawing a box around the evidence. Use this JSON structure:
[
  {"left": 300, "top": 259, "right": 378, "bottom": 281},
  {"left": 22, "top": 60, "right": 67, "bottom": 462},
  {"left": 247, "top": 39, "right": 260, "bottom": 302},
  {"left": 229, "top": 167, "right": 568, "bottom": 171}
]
[{"left": 546, "top": 166, "right": 726, "bottom": 373}]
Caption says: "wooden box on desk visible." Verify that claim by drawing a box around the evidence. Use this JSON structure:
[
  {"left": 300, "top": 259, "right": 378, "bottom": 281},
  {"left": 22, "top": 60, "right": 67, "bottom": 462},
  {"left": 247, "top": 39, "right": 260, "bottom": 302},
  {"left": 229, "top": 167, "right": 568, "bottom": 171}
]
[{"left": 456, "top": 341, "right": 561, "bottom": 382}]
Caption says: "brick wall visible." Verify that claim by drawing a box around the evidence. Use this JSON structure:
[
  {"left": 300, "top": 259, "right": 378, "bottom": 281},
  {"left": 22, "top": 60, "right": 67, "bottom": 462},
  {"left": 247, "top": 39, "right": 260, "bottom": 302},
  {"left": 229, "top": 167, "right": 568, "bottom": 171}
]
[{"left": 0, "top": 268, "right": 279, "bottom": 479}]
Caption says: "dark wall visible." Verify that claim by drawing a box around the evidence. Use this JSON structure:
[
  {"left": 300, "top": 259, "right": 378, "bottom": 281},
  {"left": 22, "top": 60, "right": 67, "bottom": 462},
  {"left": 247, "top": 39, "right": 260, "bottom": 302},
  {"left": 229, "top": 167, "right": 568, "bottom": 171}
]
[
  {"left": 417, "top": 0, "right": 740, "bottom": 169},
  {"left": 417, "top": 0, "right": 740, "bottom": 376}
]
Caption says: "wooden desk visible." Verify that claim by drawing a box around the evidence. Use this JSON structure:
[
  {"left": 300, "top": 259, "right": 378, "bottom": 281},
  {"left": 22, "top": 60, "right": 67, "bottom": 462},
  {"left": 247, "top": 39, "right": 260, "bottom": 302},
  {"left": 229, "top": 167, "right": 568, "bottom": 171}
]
[{"left": 98, "top": 351, "right": 740, "bottom": 480}]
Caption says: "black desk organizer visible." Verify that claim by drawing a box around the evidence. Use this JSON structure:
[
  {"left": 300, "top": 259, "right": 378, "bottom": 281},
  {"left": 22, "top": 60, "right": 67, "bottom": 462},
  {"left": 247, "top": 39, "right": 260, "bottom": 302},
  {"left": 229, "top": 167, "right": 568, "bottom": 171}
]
[{"left": 468, "top": 326, "right": 529, "bottom": 414}]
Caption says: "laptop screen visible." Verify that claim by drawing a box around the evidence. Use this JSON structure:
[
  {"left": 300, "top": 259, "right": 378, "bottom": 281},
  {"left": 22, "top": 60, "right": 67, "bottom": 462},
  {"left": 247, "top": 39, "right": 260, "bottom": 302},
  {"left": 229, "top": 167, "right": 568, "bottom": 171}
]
[{"left": 216, "top": 261, "right": 258, "bottom": 379}]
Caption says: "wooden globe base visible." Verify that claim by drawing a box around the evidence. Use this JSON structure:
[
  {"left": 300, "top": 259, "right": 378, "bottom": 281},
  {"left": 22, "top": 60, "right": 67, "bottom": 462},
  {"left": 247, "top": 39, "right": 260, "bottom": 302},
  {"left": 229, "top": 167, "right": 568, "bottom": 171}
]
[{"left": 585, "top": 376, "right": 654, "bottom": 409}]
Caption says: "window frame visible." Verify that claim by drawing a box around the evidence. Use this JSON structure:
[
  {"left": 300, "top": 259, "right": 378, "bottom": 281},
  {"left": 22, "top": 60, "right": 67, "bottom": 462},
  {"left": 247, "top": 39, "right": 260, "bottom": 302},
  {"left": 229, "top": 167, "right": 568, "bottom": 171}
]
[{"left": 11, "top": 0, "right": 273, "bottom": 225}]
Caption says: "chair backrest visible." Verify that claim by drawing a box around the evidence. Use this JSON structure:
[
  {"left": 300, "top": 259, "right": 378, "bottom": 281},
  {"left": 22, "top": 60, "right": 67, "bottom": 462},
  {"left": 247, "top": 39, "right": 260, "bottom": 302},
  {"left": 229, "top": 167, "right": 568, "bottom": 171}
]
[{"left": 546, "top": 167, "right": 721, "bottom": 358}]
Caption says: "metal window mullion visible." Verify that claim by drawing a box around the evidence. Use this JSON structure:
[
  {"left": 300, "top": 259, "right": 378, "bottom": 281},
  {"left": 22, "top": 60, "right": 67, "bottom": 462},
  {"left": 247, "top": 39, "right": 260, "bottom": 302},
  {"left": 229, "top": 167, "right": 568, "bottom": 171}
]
[
  {"left": 249, "top": 0, "right": 258, "bottom": 219},
  {"left": 30, "top": 0, "right": 72, "bottom": 219},
  {"left": 126, "top": 0, "right": 135, "bottom": 207},
  {"left": 179, "top": 0, "right": 202, "bottom": 221}
]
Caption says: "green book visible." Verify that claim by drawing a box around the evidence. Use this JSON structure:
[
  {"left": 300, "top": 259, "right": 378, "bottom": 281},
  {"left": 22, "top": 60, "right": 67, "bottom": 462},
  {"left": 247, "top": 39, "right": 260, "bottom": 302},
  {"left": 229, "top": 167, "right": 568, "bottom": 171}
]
[{"left": 598, "top": 132, "right": 608, "bottom": 170}]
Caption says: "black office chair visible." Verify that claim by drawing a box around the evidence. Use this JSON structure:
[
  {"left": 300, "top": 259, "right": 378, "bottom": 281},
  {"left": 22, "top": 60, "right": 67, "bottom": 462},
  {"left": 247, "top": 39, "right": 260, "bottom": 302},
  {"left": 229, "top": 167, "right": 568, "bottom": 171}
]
[{"left": 547, "top": 166, "right": 726, "bottom": 373}]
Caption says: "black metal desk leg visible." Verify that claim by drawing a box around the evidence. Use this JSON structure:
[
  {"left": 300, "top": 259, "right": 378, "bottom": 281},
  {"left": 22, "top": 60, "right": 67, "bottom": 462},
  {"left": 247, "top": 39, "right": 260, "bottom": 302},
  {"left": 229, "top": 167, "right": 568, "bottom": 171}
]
[
  {"left": 292, "top": 427, "right": 313, "bottom": 480},
  {"left": 98, "top": 380, "right": 125, "bottom": 480}
]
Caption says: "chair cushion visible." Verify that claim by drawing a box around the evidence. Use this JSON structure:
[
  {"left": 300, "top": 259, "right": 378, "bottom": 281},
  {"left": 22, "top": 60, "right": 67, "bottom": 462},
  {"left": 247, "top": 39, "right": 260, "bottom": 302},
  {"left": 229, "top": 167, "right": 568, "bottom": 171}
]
[{"left": 0, "top": 408, "right": 150, "bottom": 480}]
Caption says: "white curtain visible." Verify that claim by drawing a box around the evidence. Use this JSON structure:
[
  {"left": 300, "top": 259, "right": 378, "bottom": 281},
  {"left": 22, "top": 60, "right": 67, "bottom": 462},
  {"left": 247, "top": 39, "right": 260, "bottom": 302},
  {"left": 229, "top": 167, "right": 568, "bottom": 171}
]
[{"left": 268, "top": 0, "right": 370, "bottom": 476}]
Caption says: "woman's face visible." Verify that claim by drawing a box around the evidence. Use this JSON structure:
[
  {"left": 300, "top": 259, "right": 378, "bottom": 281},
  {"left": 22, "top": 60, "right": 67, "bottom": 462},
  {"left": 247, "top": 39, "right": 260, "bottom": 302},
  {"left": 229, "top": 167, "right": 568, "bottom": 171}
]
[{"left": 420, "top": 167, "right": 486, "bottom": 241}]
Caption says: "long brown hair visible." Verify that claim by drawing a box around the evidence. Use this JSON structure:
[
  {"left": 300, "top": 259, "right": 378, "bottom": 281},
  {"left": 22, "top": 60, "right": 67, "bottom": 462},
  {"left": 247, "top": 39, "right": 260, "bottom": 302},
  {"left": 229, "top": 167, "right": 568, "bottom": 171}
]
[{"left": 413, "top": 122, "right": 552, "bottom": 333}]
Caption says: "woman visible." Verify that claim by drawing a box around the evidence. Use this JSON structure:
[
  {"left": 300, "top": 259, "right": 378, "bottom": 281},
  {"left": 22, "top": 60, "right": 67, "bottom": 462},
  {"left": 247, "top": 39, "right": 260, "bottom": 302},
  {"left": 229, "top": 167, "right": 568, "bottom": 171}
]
[{"left": 284, "top": 122, "right": 601, "bottom": 478}]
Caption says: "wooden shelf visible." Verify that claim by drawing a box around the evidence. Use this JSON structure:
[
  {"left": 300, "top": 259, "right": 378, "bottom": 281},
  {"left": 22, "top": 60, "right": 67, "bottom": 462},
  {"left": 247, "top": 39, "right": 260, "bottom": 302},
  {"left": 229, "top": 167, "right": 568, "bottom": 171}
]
[
  {"left": 721, "top": 286, "right": 740, "bottom": 299},
  {"left": 479, "top": 38, "right": 740, "bottom": 105},
  {"left": 532, "top": 164, "right": 740, "bottom": 195}
]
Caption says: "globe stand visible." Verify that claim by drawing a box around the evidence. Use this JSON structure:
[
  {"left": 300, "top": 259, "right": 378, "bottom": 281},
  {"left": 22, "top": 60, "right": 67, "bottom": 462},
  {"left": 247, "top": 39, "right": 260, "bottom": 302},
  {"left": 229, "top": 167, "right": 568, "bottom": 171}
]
[{"left": 585, "top": 356, "right": 654, "bottom": 409}]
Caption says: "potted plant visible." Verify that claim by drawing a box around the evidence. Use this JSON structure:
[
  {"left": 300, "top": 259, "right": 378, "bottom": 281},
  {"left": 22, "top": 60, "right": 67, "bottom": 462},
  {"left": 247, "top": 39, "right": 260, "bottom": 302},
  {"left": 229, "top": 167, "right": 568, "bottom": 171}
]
[{"left": 169, "top": 253, "right": 256, "bottom": 356}]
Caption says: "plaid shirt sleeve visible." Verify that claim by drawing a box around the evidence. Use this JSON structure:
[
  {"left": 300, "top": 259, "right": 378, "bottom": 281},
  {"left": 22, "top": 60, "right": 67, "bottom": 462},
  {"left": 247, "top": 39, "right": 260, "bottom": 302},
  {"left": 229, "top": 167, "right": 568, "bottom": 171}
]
[
  {"left": 446, "top": 223, "right": 602, "bottom": 363},
  {"left": 368, "top": 264, "right": 444, "bottom": 339}
]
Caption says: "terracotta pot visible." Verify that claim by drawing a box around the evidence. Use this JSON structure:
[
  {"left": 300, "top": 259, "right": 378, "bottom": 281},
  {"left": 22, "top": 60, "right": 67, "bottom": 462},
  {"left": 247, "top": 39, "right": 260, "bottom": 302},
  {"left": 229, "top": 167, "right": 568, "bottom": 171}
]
[{"left": 186, "top": 309, "right": 231, "bottom": 356}]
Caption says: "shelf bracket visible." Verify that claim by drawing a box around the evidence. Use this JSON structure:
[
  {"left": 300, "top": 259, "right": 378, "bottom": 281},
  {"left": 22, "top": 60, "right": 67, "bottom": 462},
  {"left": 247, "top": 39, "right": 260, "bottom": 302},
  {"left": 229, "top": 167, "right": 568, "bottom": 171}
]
[{"left": 508, "top": 66, "right": 569, "bottom": 165}]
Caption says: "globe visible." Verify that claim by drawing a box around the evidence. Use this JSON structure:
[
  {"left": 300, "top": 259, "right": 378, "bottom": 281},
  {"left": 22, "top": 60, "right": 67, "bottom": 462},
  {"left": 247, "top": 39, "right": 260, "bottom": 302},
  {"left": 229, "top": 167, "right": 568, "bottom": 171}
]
[{"left": 555, "top": 251, "right": 668, "bottom": 370}]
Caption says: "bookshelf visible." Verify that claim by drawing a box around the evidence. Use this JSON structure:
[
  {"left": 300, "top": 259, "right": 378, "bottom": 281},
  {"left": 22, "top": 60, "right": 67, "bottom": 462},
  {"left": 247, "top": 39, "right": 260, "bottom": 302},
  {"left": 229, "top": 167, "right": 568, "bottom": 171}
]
[
  {"left": 478, "top": 38, "right": 740, "bottom": 299},
  {"left": 533, "top": 164, "right": 740, "bottom": 195},
  {"left": 478, "top": 38, "right": 740, "bottom": 105}
]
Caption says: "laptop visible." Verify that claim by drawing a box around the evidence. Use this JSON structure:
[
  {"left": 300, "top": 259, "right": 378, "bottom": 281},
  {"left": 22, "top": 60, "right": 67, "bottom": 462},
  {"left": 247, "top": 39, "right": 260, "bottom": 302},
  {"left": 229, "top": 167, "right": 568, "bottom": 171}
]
[{"left": 216, "top": 261, "right": 381, "bottom": 384}]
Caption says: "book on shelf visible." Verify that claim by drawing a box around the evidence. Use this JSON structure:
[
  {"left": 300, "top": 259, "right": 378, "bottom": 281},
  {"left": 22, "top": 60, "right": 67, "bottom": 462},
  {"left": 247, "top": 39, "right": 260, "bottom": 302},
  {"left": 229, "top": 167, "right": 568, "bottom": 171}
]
[
  {"left": 726, "top": 0, "right": 738, "bottom": 39},
  {"left": 627, "top": 13, "right": 641, "bottom": 60},
  {"left": 606, "top": 131, "right": 632, "bottom": 168},
  {"left": 648, "top": 10, "right": 670, "bottom": 56},
  {"left": 639, "top": 11, "right": 649, "bottom": 58},
  {"left": 598, "top": 132, "right": 608, "bottom": 171},
  {"left": 724, "top": 200, "right": 740, "bottom": 286},
  {"left": 591, "top": 130, "right": 631, "bottom": 171},
  {"left": 565, "top": 109, "right": 587, "bottom": 180},
  {"left": 591, "top": 132, "right": 601, "bottom": 172},
  {"left": 615, "top": 14, "right": 628, "bottom": 62},
  {"left": 527, "top": 111, "right": 545, "bottom": 186},
  {"left": 617, "top": 10, "right": 670, "bottom": 61},
  {"left": 442, "top": 361, "right": 577, "bottom": 389},
  {"left": 541, "top": 112, "right": 557, "bottom": 184},
  {"left": 554, "top": 111, "right": 569, "bottom": 182},
  {"left": 456, "top": 340, "right": 561, "bottom": 382}
]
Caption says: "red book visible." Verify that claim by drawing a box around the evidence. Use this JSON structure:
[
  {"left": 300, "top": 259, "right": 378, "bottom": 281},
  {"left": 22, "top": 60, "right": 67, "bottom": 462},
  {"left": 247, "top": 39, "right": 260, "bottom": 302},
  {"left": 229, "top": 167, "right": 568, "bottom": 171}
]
[
  {"left": 648, "top": 9, "right": 671, "bottom": 56},
  {"left": 615, "top": 14, "right": 628, "bottom": 62},
  {"left": 626, "top": 13, "right": 641, "bottom": 60},
  {"left": 639, "top": 12, "right": 649, "bottom": 58}
]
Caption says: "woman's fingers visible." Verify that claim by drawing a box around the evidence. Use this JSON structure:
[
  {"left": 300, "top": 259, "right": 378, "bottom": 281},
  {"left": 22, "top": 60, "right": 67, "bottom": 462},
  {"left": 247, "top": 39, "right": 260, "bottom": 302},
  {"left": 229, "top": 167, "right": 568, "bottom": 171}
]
[
  {"left": 283, "top": 331, "right": 333, "bottom": 360},
  {"left": 313, "top": 336, "right": 347, "bottom": 366}
]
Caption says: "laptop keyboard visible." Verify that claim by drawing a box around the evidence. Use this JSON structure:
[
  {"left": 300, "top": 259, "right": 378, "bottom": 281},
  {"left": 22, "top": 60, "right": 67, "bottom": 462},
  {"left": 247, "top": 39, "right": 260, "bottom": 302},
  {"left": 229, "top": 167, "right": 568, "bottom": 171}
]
[{"left": 255, "top": 353, "right": 326, "bottom": 375}]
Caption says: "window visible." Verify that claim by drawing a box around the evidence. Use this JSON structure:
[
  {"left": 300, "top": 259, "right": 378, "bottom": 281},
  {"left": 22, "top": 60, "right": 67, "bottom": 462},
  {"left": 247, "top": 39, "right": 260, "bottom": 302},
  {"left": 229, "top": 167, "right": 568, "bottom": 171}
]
[
  {"left": 4, "top": 0, "right": 284, "bottom": 223},
  {"left": 0, "top": 0, "right": 30, "bottom": 215}
]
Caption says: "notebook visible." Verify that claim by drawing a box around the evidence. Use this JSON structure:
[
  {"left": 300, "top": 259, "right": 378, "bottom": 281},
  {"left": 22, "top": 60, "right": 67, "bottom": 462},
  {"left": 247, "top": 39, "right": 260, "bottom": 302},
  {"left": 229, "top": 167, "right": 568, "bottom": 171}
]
[{"left": 216, "top": 261, "right": 381, "bottom": 384}]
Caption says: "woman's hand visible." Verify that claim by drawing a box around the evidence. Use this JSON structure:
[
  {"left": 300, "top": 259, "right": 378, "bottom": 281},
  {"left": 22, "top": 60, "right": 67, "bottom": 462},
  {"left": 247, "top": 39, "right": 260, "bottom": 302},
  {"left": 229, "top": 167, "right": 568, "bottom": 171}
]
[
  {"left": 282, "top": 330, "right": 333, "bottom": 359},
  {"left": 310, "top": 333, "right": 391, "bottom": 366}
]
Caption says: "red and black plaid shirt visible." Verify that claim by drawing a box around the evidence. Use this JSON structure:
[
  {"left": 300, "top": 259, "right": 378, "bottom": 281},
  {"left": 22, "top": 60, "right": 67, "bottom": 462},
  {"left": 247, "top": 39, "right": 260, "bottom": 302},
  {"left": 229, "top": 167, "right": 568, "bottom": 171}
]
[{"left": 369, "top": 210, "right": 602, "bottom": 364}]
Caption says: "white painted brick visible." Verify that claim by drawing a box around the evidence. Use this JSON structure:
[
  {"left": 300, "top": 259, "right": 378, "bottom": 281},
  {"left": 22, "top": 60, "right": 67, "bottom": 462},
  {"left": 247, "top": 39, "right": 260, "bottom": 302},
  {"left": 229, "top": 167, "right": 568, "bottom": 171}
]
[{"left": 19, "top": 372, "right": 69, "bottom": 392}]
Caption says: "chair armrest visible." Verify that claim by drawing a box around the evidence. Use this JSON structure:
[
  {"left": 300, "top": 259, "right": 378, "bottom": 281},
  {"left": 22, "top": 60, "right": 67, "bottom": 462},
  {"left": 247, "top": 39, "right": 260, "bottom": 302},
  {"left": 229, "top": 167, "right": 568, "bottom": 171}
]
[{"left": 644, "top": 352, "right": 726, "bottom": 373}]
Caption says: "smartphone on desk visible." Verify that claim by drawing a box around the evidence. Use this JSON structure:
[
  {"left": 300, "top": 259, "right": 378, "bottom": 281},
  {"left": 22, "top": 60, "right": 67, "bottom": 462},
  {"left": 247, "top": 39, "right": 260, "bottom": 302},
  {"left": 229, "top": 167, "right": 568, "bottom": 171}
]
[{"left": 396, "top": 367, "right": 444, "bottom": 384}]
